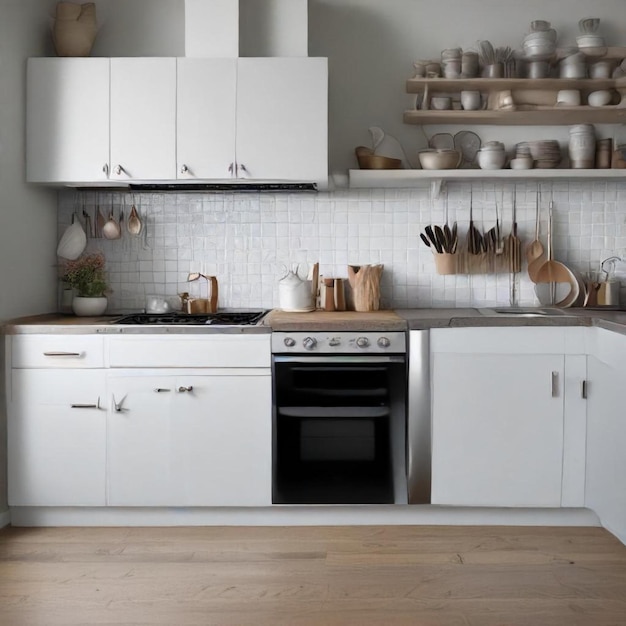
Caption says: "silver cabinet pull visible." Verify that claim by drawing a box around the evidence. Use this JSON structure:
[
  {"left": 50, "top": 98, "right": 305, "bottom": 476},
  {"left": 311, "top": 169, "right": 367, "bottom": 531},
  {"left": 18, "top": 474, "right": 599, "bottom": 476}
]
[
  {"left": 102, "top": 163, "right": 109, "bottom": 176},
  {"left": 239, "top": 163, "right": 250, "bottom": 177},
  {"left": 551, "top": 371, "right": 559, "bottom": 398},
  {"left": 180, "top": 164, "right": 189, "bottom": 174},
  {"left": 114, "top": 164, "right": 125, "bottom": 176},
  {"left": 43, "top": 351, "right": 82, "bottom": 357},
  {"left": 228, "top": 162, "right": 234, "bottom": 176},
  {"left": 582, "top": 380, "right": 588, "bottom": 399},
  {"left": 178, "top": 386, "right": 193, "bottom": 393},
  {"left": 154, "top": 388, "right": 171, "bottom": 393},
  {"left": 71, "top": 397, "right": 101, "bottom": 410}
]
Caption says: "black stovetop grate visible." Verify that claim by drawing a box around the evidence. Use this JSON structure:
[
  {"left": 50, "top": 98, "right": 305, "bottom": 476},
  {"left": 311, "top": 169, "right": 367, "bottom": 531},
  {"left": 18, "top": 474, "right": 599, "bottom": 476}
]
[{"left": 112, "top": 311, "right": 268, "bottom": 325}]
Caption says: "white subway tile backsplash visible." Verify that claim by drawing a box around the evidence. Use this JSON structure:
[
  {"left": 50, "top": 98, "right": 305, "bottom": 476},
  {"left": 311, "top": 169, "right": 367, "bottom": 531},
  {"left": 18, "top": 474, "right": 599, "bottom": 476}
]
[{"left": 58, "top": 182, "right": 626, "bottom": 312}]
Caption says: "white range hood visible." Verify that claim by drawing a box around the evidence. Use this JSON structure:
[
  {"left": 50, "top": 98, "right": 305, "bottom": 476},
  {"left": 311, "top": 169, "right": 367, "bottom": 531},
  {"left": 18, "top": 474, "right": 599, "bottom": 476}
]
[{"left": 184, "top": 0, "right": 308, "bottom": 58}]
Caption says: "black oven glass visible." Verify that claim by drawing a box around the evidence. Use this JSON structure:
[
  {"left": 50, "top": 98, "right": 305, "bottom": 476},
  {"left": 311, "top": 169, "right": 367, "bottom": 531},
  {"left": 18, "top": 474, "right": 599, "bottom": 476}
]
[{"left": 272, "top": 358, "right": 406, "bottom": 504}]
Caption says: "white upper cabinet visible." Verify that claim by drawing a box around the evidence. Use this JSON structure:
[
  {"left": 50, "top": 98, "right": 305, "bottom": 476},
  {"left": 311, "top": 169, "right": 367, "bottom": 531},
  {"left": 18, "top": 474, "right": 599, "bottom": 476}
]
[
  {"left": 26, "top": 58, "right": 109, "bottom": 183},
  {"left": 26, "top": 56, "right": 328, "bottom": 186},
  {"left": 176, "top": 58, "right": 238, "bottom": 180},
  {"left": 235, "top": 57, "right": 327, "bottom": 184},
  {"left": 109, "top": 58, "right": 177, "bottom": 181}
]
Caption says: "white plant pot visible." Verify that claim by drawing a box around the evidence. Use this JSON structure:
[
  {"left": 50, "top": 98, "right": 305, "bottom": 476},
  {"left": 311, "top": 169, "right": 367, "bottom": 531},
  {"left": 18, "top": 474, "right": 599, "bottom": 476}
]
[{"left": 72, "top": 296, "right": 108, "bottom": 317}]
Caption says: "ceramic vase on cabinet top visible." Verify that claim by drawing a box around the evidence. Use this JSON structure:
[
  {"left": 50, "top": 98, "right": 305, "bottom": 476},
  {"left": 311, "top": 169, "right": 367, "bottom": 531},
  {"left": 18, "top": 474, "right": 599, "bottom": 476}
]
[{"left": 53, "top": 2, "right": 97, "bottom": 57}]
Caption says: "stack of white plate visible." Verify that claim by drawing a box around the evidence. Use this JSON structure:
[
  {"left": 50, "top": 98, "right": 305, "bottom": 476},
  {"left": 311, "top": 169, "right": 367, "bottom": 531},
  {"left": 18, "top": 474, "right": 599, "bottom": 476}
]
[{"left": 517, "top": 140, "right": 562, "bottom": 168}]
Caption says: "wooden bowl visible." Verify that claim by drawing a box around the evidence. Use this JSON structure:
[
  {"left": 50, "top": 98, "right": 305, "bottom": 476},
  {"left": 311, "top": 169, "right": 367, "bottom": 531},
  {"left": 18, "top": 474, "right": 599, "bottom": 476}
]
[{"left": 357, "top": 154, "right": 402, "bottom": 170}]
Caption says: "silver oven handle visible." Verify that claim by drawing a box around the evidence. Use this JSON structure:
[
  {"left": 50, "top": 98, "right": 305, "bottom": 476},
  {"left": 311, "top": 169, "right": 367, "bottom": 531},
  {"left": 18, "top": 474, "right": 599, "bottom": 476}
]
[{"left": 273, "top": 355, "right": 405, "bottom": 364}]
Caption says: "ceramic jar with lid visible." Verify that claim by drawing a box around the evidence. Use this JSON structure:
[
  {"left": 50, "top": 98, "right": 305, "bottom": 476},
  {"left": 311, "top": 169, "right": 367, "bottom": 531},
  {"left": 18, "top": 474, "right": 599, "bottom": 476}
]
[
  {"left": 477, "top": 142, "right": 507, "bottom": 170},
  {"left": 568, "top": 124, "right": 596, "bottom": 168}
]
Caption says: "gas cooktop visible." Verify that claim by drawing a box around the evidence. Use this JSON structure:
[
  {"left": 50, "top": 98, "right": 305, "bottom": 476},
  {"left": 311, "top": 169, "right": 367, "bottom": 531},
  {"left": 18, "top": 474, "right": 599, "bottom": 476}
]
[{"left": 112, "top": 311, "right": 269, "bottom": 326}]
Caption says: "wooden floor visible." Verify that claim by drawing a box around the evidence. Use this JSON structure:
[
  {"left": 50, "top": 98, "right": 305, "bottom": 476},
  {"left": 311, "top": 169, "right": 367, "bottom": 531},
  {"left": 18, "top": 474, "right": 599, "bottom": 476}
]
[{"left": 1, "top": 525, "right": 626, "bottom": 625}]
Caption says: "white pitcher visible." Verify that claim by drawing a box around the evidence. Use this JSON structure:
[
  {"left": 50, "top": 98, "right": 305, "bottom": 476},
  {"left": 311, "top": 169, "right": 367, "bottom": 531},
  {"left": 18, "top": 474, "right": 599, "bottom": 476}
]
[{"left": 278, "top": 266, "right": 314, "bottom": 312}]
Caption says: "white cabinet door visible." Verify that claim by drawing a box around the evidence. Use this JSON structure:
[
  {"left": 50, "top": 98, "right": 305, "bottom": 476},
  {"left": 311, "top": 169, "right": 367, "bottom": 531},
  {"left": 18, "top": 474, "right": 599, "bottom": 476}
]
[
  {"left": 107, "top": 371, "right": 271, "bottom": 506},
  {"left": 236, "top": 57, "right": 328, "bottom": 184},
  {"left": 585, "top": 329, "right": 626, "bottom": 543},
  {"left": 431, "top": 353, "right": 565, "bottom": 507},
  {"left": 176, "top": 58, "right": 237, "bottom": 180},
  {"left": 8, "top": 369, "right": 106, "bottom": 506},
  {"left": 110, "top": 58, "right": 177, "bottom": 181},
  {"left": 27, "top": 58, "right": 110, "bottom": 183}
]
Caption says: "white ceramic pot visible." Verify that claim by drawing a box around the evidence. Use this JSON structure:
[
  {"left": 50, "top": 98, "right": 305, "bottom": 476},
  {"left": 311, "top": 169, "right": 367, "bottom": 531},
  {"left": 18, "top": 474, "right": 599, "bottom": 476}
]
[
  {"left": 477, "top": 148, "right": 506, "bottom": 170},
  {"left": 72, "top": 296, "right": 108, "bottom": 317},
  {"left": 278, "top": 269, "right": 314, "bottom": 312}
]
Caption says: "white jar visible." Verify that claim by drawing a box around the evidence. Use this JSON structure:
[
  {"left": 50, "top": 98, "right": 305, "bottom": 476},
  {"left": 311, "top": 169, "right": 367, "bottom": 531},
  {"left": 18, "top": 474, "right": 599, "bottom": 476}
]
[
  {"left": 568, "top": 124, "right": 596, "bottom": 168},
  {"left": 477, "top": 147, "right": 506, "bottom": 170}
]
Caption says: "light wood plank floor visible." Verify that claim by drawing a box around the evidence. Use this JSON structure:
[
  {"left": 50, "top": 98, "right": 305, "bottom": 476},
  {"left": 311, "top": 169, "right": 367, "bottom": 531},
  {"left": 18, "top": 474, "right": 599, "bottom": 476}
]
[{"left": 1, "top": 525, "right": 626, "bottom": 625}]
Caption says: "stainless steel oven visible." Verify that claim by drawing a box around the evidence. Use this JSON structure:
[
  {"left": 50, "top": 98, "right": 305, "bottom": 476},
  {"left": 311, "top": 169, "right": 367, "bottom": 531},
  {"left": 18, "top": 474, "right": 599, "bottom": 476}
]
[{"left": 271, "top": 331, "right": 408, "bottom": 504}]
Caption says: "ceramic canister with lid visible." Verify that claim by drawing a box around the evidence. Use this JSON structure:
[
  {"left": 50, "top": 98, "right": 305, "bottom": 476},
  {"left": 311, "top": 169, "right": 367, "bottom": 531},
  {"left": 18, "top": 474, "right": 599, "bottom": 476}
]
[
  {"left": 568, "top": 124, "right": 596, "bottom": 168},
  {"left": 477, "top": 142, "right": 507, "bottom": 170}
]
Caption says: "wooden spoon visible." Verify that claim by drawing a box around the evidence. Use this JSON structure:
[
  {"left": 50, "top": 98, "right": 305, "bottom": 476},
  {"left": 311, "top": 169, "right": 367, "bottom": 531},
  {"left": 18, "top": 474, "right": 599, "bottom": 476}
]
[
  {"left": 535, "top": 205, "right": 574, "bottom": 304},
  {"left": 527, "top": 191, "right": 545, "bottom": 281}
]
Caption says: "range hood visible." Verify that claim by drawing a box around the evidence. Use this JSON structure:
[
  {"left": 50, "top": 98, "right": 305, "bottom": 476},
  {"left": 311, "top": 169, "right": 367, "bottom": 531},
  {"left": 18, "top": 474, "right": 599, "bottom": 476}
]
[{"left": 129, "top": 182, "right": 317, "bottom": 193}]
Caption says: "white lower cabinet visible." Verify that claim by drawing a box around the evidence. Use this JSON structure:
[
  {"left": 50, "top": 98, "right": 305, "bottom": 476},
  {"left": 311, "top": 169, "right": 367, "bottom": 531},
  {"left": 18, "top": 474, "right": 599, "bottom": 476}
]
[
  {"left": 585, "top": 328, "right": 626, "bottom": 543},
  {"left": 430, "top": 327, "right": 587, "bottom": 507},
  {"left": 106, "top": 370, "right": 271, "bottom": 506},
  {"left": 8, "top": 369, "right": 106, "bottom": 506}
]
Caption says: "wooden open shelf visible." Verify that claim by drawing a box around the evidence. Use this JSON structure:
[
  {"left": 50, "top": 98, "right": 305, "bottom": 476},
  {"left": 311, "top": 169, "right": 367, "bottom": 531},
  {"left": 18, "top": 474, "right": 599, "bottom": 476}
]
[
  {"left": 403, "top": 106, "right": 626, "bottom": 126},
  {"left": 349, "top": 169, "right": 626, "bottom": 189},
  {"left": 406, "top": 77, "right": 626, "bottom": 94}
]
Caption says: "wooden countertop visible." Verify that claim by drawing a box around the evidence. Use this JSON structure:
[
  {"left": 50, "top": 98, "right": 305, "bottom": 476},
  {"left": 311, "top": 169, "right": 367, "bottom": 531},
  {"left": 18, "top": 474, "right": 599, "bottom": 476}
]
[{"left": 263, "top": 309, "right": 407, "bottom": 331}]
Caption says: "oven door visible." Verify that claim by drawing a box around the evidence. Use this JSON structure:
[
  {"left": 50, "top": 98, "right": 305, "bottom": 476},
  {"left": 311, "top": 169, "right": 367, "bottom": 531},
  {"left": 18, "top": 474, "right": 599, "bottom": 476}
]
[{"left": 272, "top": 355, "right": 407, "bottom": 505}]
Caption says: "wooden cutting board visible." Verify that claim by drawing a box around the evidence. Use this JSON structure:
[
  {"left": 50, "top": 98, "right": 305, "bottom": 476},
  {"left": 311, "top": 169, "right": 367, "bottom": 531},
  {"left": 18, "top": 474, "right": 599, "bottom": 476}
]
[{"left": 264, "top": 309, "right": 407, "bottom": 331}]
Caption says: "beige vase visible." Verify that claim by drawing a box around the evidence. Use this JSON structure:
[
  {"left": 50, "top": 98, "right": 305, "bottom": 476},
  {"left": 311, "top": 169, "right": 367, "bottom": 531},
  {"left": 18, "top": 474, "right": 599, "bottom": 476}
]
[{"left": 53, "top": 2, "right": 97, "bottom": 57}]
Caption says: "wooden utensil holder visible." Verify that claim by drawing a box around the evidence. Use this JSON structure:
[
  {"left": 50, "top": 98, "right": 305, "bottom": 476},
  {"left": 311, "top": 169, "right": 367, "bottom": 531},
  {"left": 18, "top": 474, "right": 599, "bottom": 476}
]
[{"left": 347, "top": 264, "right": 384, "bottom": 311}]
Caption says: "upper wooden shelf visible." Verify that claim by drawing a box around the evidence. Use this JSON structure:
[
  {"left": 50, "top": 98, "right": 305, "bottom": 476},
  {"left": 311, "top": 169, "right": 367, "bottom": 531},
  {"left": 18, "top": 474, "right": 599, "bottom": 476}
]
[
  {"left": 406, "top": 77, "right": 626, "bottom": 94},
  {"left": 403, "top": 106, "right": 626, "bottom": 126}
]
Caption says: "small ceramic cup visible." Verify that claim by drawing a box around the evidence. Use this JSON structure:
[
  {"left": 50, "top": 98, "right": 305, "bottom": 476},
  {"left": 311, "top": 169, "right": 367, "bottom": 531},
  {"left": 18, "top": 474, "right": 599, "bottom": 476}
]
[
  {"left": 431, "top": 96, "right": 451, "bottom": 110},
  {"left": 557, "top": 89, "right": 581, "bottom": 106},
  {"left": 461, "top": 90, "right": 482, "bottom": 111}
]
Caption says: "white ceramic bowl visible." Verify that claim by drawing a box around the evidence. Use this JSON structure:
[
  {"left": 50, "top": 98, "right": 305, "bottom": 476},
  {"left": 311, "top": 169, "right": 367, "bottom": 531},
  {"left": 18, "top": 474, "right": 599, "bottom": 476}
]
[
  {"left": 588, "top": 90, "right": 612, "bottom": 107},
  {"left": 557, "top": 89, "right": 581, "bottom": 106},
  {"left": 418, "top": 149, "right": 462, "bottom": 170},
  {"left": 509, "top": 157, "right": 533, "bottom": 170},
  {"left": 431, "top": 96, "right": 451, "bottom": 110},
  {"left": 477, "top": 149, "right": 507, "bottom": 170}
]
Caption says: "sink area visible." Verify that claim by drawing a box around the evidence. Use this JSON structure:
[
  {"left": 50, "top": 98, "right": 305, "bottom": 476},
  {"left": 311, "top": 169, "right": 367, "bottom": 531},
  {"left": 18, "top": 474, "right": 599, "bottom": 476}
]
[{"left": 478, "top": 307, "right": 571, "bottom": 317}]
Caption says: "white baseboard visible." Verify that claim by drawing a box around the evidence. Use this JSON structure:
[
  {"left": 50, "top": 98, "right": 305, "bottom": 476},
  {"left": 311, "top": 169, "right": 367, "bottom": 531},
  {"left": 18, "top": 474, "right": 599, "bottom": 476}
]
[
  {"left": 0, "top": 509, "right": 11, "bottom": 528},
  {"left": 8, "top": 505, "right": 601, "bottom": 529}
]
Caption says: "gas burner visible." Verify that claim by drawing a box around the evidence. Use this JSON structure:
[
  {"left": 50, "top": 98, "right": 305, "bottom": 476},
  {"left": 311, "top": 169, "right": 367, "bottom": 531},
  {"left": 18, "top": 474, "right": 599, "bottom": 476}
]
[{"left": 112, "top": 311, "right": 269, "bottom": 326}]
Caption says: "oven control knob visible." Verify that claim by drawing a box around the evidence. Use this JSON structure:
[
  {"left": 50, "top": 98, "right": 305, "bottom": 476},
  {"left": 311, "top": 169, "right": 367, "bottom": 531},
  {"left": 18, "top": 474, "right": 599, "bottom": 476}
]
[
  {"left": 356, "top": 336, "right": 370, "bottom": 348},
  {"left": 283, "top": 337, "right": 296, "bottom": 347},
  {"left": 328, "top": 337, "right": 341, "bottom": 347},
  {"left": 303, "top": 336, "right": 317, "bottom": 351},
  {"left": 377, "top": 337, "right": 391, "bottom": 348}
]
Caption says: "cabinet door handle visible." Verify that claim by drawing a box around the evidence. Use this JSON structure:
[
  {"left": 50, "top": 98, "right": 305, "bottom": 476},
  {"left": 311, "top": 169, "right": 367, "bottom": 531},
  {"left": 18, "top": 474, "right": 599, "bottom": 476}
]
[
  {"left": 114, "top": 164, "right": 126, "bottom": 176},
  {"left": 154, "top": 388, "right": 171, "bottom": 393},
  {"left": 178, "top": 386, "right": 193, "bottom": 393},
  {"left": 112, "top": 394, "right": 124, "bottom": 412},
  {"left": 239, "top": 163, "right": 250, "bottom": 177},
  {"left": 71, "top": 397, "right": 101, "bottom": 410},
  {"left": 582, "top": 380, "right": 588, "bottom": 399},
  {"left": 43, "top": 351, "right": 83, "bottom": 357},
  {"left": 228, "top": 162, "right": 234, "bottom": 176},
  {"left": 102, "top": 163, "right": 109, "bottom": 176},
  {"left": 180, "top": 164, "right": 189, "bottom": 175},
  {"left": 551, "top": 371, "right": 559, "bottom": 398}
]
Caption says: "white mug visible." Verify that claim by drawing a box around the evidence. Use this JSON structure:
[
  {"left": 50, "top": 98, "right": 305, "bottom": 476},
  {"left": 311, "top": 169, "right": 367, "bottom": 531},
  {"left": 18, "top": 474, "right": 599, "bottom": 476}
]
[{"left": 461, "top": 90, "right": 482, "bottom": 111}]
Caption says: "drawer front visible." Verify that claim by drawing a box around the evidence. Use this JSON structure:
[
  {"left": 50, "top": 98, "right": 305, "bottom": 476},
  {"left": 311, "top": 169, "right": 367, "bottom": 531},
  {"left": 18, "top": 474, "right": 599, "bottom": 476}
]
[
  {"left": 108, "top": 334, "right": 271, "bottom": 368},
  {"left": 11, "top": 335, "right": 105, "bottom": 368}
]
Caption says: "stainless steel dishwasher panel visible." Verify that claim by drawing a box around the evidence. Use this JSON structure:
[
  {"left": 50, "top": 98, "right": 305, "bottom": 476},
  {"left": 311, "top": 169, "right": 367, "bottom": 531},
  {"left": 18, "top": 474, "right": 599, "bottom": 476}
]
[{"left": 407, "top": 329, "right": 431, "bottom": 504}]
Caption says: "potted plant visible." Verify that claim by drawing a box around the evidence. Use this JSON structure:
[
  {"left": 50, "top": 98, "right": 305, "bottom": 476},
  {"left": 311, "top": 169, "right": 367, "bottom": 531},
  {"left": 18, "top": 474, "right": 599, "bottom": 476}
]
[{"left": 61, "top": 252, "right": 110, "bottom": 316}]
